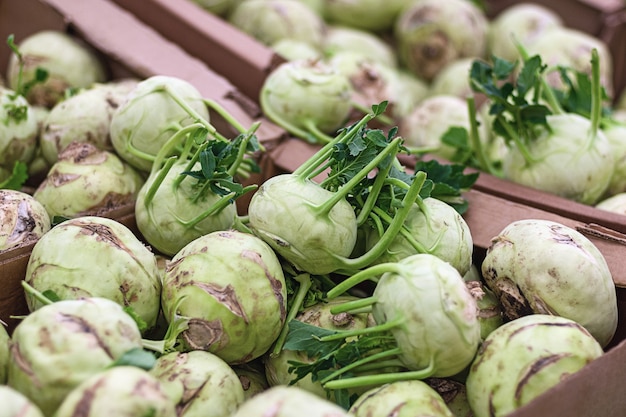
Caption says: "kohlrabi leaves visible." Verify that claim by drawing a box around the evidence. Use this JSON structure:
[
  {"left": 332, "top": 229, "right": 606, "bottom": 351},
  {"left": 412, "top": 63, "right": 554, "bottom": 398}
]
[
  {"left": 553, "top": 66, "right": 612, "bottom": 120},
  {"left": 6, "top": 34, "right": 49, "bottom": 103},
  {"left": 0, "top": 161, "right": 28, "bottom": 190},
  {"left": 108, "top": 347, "right": 157, "bottom": 371},
  {"left": 284, "top": 320, "right": 343, "bottom": 356},
  {"left": 470, "top": 54, "right": 552, "bottom": 146}
]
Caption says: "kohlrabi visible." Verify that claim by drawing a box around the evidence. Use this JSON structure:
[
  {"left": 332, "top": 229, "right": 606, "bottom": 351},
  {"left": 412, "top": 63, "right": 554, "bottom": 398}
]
[
  {"left": 0, "top": 386, "right": 45, "bottom": 417},
  {"left": 464, "top": 272, "right": 504, "bottom": 341},
  {"left": 229, "top": 0, "right": 326, "bottom": 49},
  {"left": 54, "top": 366, "right": 176, "bottom": 417},
  {"left": 487, "top": 3, "right": 563, "bottom": 63},
  {"left": 0, "top": 86, "right": 39, "bottom": 175},
  {"left": 348, "top": 380, "right": 455, "bottom": 417},
  {"left": 470, "top": 49, "right": 614, "bottom": 205},
  {"left": 248, "top": 103, "right": 427, "bottom": 276},
  {"left": 23, "top": 216, "right": 162, "bottom": 332},
  {"left": 0, "top": 189, "right": 50, "bottom": 252},
  {"left": 32, "top": 141, "right": 145, "bottom": 219},
  {"left": 109, "top": 75, "right": 210, "bottom": 172},
  {"left": 159, "top": 230, "right": 287, "bottom": 364},
  {"left": 322, "top": 0, "right": 412, "bottom": 33},
  {"left": 394, "top": 0, "right": 488, "bottom": 83},
  {"left": 150, "top": 350, "right": 245, "bottom": 417},
  {"left": 230, "top": 385, "right": 353, "bottom": 417},
  {"left": 40, "top": 79, "right": 138, "bottom": 164},
  {"left": 259, "top": 59, "right": 355, "bottom": 144},
  {"left": 466, "top": 314, "right": 604, "bottom": 417},
  {"left": 6, "top": 31, "right": 106, "bottom": 108},
  {"left": 6, "top": 297, "right": 144, "bottom": 416},
  {"left": 284, "top": 253, "right": 481, "bottom": 393},
  {"left": 480, "top": 218, "right": 618, "bottom": 347},
  {"left": 134, "top": 118, "right": 260, "bottom": 256},
  {"left": 426, "top": 377, "right": 474, "bottom": 417},
  {"left": 232, "top": 363, "right": 270, "bottom": 400},
  {"left": 322, "top": 25, "right": 398, "bottom": 68}
]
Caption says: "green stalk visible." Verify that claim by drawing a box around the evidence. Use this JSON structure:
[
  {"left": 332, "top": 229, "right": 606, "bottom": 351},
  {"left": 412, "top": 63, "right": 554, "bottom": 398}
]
[
  {"left": 588, "top": 48, "right": 602, "bottom": 147},
  {"left": 202, "top": 97, "right": 247, "bottom": 134},
  {"left": 324, "top": 363, "right": 435, "bottom": 390},
  {"left": 328, "top": 297, "right": 378, "bottom": 315},
  {"left": 467, "top": 96, "right": 498, "bottom": 175},
  {"left": 143, "top": 157, "right": 176, "bottom": 207},
  {"left": 227, "top": 121, "right": 262, "bottom": 177},
  {"left": 271, "top": 273, "right": 312, "bottom": 357},
  {"left": 370, "top": 205, "right": 429, "bottom": 254},
  {"left": 150, "top": 123, "right": 206, "bottom": 176},
  {"left": 318, "top": 314, "right": 404, "bottom": 342},
  {"left": 327, "top": 264, "right": 399, "bottom": 299},
  {"left": 351, "top": 100, "right": 394, "bottom": 126},
  {"left": 320, "top": 347, "right": 403, "bottom": 384},
  {"left": 21, "top": 281, "right": 54, "bottom": 306}
]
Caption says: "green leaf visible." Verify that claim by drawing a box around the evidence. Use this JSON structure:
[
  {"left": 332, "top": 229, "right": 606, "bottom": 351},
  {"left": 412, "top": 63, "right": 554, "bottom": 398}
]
[
  {"left": 283, "top": 320, "right": 344, "bottom": 357},
  {"left": 0, "top": 161, "right": 28, "bottom": 190},
  {"left": 108, "top": 347, "right": 157, "bottom": 371},
  {"left": 124, "top": 306, "right": 148, "bottom": 334},
  {"left": 41, "top": 290, "right": 61, "bottom": 303}
]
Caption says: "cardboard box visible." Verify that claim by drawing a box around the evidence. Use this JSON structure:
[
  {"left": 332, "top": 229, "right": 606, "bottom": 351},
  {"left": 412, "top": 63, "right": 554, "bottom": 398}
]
[{"left": 0, "top": 0, "right": 287, "bottom": 328}]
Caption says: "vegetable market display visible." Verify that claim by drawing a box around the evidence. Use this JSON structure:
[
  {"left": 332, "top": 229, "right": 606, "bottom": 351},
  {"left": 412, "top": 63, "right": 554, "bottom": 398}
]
[{"left": 2, "top": 1, "right": 626, "bottom": 417}]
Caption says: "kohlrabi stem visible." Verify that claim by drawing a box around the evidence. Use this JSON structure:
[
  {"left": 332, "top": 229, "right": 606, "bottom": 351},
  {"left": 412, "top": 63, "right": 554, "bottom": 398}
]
[
  {"left": 259, "top": 88, "right": 315, "bottom": 141},
  {"left": 202, "top": 97, "right": 247, "bottom": 134},
  {"left": 21, "top": 281, "right": 54, "bottom": 306},
  {"left": 143, "top": 157, "right": 176, "bottom": 207},
  {"left": 498, "top": 114, "right": 537, "bottom": 165},
  {"left": 589, "top": 48, "right": 602, "bottom": 146},
  {"left": 370, "top": 205, "right": 430, "bottom": 254},
  {"left": 351, "top": 100, "right": 394, "bottom": 126},
  {"left": 331, "top": 171, "right": 427, "bottom": 273},
  {"left": 293, "top": 112, "right": 376, "bottom": 178},
  {"left": 314, "top": 138, "right": 402, "bottom": 218},
  {"left": 271, "top": 273, "right": 312, "bottom": 357},
  {"left": 150, "top": 123, "right": 206, "bottom": 176},
  {"left": 231, "top": 215, "right": 253, "bottom": 235},
  {"left": 324, "top": 362, "right": 435, "bottom": 390},
  {"left": 326, "top": 264, "right": 400, "bottom": 299},
  {"left": 185, "top": 185, "right": 257, "bottom": 228},
  {"left": 328, "top": 297, "right": 377, "bottom": 315},
  {"left": 161, "top": 85, "right": 229, "bottom": 142},
  {"left": 303, "top": 119, "right": 335, "bottom": 144},
  {"left": 467, "top": 96, "right": 498, "bottom": 175},
  {"left": 320, "top": 347, "right": 403, "bottom": 384},
  {"left": 227, "top": 121, "right": 262, "bottom": 177},
  {"left": 319, "top": 314, "right": 404, "bottom": 342}
]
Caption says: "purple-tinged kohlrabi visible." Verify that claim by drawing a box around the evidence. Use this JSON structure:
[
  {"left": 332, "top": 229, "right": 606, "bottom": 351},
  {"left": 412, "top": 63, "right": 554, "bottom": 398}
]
[
  {"left": 394, "top": 0, "right": 488, "bottom": 83},
  {"left": 40, "top": 79, "right": 139, "bottom": 164},
  {"left": 54, "top": 366, "right": 176, "bottom": 417},
  {"left": 349, "top": 380, "right": 454, "bottom": 417},
  {"left": 159, "top": 230, "right": 287, "bottom": 364},
  {"left": 24, "top": 216, "right": 162, "bottom": 332},
  {"left": 33, "top": 141, "right": 145, "bottom": 219},
  {"left": 481, "top": 218, "right": 618, "bottom": 347},
  {"left": 0, "top": 189, "right": 50, "bottom": 252},
  {"left": 6, "top": 297, "right": 144, "bottom": 416},
  {"left": 466, "top": 314, "right": 604, "bottom": 417},
  {"left": 150, "top": 350, "right": 245, "bottom": 417}
]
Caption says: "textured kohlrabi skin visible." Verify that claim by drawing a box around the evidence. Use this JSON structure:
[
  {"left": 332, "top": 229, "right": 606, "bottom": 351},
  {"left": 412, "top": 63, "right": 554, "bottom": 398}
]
[
  {"left": 259, "top": 60, "right": 354, "bottom": 137},
  {"left": 394, "top": 0, "right": 488, "bottom": 83},
  {"left": 54, "top": 366, "right": 176, "bottom": 417},
  {"left": 399, "top": 94, "right": 490, "bottom": 161},
  {"left": 264, "top": 296, "right": 375, "bottom": 400},
  {"left": 349, "top": 380, "right": 454, "bottom": 417},
  {"left": 323, "top": 25, "right": 398, "bottom": 68},
  {"left": 135, "top": 161, "right": 237, "bottom": 257},
  {"left": 487, "top": 3, "right": 563, "bottom": 63},
  {"left": 426, "top": 377, "right": 474, "bottom": 417},
  {"left": 0, "top": 189, "right": 50, "bottom": 252},
  {"left": 0, "top": 385, "right": 45, "bottom": 417},
  {"left": 7, "top": 298, "right": 144, "bottom": 416},
  {"left": 40, "top": 79, "right": 138, "bottom": 165},
  {"left": 150, "top": 350, "right": 244, "bottom": 417},
  {"left": 232, "top": 362, "right": 270, "bottom": 400},
  {"left": 372, "top": 253, "right": 481, "bottom": 377},
  {"left": 161, "top": 230, "right": 287, "bottom": 364},
  {"left": 33, "top": 141, "right": 145, "bottom": 219},
  {"left": 24, "top": 216, "right": 162, "bottom": 330},
  {"left": 0, "top": 324, "right": 8, "bottom": 385},
  {"left": 466, "top": 314, "right": 604, "bottom": 417},
  {"left": 480, "top": 219, "right": 618, "bottom": 347},
  {"left": 230, "top": 385, "right": 354, "bottom": 417},
  {"left": 503, "top": 113, "right": 614, "bottom": 205},
  {"left": 110, "top": 75, "right": 209, "bottom": 172},
  {"left": 7, "top": 31, "right": 107, "bottom": 109},
  {"left": 0, "top": 88, "right": 39, "bottom": 172},
  {"left": 365, "top": 197, "right": 474, "bottom": 277},
  {"left": 229, "top": 0, "right": 325, "bottom": 48},
  {"left": 323, "top": 0, "right": 412, "bottom": 33},
  {"left": 248, "top": 174, "right": 358, "bottom": 275}
]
